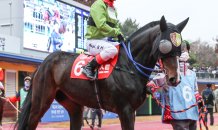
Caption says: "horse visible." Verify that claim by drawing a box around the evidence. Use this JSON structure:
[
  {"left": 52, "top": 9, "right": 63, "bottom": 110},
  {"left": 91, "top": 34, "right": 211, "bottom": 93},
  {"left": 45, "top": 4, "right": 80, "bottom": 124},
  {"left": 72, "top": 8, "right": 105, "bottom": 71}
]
[{"left": 15, "top": 16, "right": 189, "bottom": 130}]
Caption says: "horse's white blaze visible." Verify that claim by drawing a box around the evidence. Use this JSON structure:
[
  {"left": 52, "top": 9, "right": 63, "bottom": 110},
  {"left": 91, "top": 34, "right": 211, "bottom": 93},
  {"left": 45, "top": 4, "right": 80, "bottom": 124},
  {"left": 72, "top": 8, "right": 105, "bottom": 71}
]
[{"left": 176, "top": 58, "right": 181, "bottom": 83}]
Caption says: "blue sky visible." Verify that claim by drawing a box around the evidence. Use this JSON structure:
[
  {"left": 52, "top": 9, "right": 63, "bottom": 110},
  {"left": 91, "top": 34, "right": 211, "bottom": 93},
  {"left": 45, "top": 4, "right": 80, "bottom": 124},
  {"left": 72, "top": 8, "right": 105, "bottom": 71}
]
[{"left": 114, "top": 0, "right": 218, "bottom": 45}]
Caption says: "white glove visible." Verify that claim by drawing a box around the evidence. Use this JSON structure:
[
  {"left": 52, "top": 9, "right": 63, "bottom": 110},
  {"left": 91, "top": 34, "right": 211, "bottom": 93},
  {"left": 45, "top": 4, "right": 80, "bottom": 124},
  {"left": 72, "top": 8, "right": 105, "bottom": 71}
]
[{"left": 179, "top": 52, "right": 190, "bottom": 62}]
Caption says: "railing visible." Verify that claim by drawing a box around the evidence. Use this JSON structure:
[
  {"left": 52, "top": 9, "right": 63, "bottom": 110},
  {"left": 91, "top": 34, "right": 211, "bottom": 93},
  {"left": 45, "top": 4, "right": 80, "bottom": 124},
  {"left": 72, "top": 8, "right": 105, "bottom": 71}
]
[
  {"left": 150, "top": 71, "right": 218, "bottom": 82},
  {"left": 195, "top": 71, "right": 218, "bottom": 81}
]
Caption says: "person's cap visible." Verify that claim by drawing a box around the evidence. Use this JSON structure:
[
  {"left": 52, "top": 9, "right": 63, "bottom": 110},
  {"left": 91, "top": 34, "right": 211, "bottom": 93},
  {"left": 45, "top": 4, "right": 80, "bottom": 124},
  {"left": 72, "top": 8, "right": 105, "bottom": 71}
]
[
  {"left": 24, "top": 76, "right": 31, "bottom": 81},
  {"left": 183, "top": 40, "right": 190, "bottom": 51}
]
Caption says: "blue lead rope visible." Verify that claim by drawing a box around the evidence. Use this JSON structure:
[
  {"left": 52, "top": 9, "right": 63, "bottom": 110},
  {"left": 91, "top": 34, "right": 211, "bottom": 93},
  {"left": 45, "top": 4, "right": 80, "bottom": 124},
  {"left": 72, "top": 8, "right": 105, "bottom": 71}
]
[{"left": 121, "top": 41, "right": 155, "bottom": 78}]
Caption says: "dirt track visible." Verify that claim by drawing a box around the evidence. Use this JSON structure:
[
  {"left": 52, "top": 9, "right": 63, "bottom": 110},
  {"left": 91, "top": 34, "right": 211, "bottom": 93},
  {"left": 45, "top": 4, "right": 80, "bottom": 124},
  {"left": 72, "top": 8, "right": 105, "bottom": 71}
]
[{"left": 41, "top": 114, "right": 218, "bottom": 130}]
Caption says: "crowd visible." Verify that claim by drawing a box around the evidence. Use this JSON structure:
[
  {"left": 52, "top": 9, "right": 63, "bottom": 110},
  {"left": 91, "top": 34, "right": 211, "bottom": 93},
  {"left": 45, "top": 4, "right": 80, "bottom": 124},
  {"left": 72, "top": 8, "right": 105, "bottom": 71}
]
[
  {"left": 188, "top": 66, "right": 218, "bottom": 79},
  {"left": 190, "top": 66, "right": 217, "bottom": 73}
]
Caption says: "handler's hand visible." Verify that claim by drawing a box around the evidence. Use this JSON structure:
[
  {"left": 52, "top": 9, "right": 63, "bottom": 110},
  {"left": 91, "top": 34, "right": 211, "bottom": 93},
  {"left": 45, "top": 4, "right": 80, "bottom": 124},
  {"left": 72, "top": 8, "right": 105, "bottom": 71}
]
[
  {"left": 197, "top": 97, "right": 203, "bottom": 108},
  {"left": 146, "top": 86, "right": 154, "bottom": 95}
]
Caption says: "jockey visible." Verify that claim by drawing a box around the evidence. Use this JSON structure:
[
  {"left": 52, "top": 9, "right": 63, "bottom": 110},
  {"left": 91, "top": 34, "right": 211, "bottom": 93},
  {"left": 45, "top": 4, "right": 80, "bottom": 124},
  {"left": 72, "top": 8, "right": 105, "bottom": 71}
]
[
  {"left": 5, "top": 76, "right": 31, "bottom": 108},
  {"left": 82, "top": 0, "right": 124, "bottom": 79},
  {"left": 147, "top": 40, "right": 202, "bottom": 130}
]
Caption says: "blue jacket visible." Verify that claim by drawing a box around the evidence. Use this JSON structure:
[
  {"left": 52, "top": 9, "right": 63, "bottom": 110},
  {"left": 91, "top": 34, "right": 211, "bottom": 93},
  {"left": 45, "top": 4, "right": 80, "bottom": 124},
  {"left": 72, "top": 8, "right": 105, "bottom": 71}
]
[{"left": 202, "top": 88, "right": 214, "bottom": 106}]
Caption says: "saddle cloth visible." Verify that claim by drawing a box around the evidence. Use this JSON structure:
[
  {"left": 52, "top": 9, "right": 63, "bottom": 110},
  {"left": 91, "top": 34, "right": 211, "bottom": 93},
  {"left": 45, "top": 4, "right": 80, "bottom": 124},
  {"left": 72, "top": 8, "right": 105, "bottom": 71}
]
[{"left": 71, "top": 46, "right": 119, "bottom": 80}]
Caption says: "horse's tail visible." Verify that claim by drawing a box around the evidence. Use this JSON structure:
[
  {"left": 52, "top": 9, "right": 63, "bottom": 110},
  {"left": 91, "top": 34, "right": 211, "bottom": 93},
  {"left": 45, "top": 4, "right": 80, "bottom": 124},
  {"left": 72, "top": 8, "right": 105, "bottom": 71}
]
[{"left": 14, "top": 66, "right": 40, "bottom": 130}]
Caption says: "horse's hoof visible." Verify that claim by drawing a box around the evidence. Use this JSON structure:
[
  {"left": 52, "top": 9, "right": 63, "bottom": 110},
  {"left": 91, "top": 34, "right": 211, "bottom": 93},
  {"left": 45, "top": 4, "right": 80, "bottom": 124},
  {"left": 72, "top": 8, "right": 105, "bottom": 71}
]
[{"left": 89, "top": 124, "right": 94, "bottom": 130}]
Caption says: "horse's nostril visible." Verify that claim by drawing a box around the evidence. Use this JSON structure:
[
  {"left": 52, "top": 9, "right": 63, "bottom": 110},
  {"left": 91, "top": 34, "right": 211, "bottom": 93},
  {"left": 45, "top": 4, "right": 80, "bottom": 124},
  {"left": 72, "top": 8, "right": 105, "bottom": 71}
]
[{"left": 169, "top": 77, "right": 176, "bottom": 84}]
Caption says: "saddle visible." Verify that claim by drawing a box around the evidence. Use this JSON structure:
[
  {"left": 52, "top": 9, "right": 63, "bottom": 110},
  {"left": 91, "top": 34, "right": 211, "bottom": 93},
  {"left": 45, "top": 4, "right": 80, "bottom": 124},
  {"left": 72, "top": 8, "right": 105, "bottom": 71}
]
[
  {"left": 71, "top": 46, "right": 119, "bottom": 80},
  {"left": 70, "top": 46, "right": 120, "bottom": 109}
]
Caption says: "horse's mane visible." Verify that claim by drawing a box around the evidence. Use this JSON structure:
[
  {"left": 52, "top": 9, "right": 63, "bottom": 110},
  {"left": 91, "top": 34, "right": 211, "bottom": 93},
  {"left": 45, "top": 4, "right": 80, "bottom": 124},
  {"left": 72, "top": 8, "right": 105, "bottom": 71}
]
[{"left": 128, "top": 21, "right": 160, "bottom": 42}]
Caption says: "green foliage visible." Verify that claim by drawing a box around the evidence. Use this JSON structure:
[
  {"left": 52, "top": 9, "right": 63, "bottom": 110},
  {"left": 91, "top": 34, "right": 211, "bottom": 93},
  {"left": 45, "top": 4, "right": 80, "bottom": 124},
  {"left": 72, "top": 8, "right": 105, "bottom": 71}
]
[
  {"left": 188, "top": 53, "right": 199, "bottom": 66},
  {"left": 119, "top": 18, "right": 139, "bottom": 38},
  {"left": 192, "top": 63, "right": 199, "bottom": 67}
]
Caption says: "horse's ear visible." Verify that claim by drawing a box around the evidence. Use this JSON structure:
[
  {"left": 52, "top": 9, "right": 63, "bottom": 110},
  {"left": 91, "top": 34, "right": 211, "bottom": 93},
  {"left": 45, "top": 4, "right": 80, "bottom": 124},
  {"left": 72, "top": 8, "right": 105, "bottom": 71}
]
[
  {"left": 176, "top": 17, "right": 189, "bottom": 32},
  {"left": 160, "top": 16, "right": 168, "bottom": 32}
]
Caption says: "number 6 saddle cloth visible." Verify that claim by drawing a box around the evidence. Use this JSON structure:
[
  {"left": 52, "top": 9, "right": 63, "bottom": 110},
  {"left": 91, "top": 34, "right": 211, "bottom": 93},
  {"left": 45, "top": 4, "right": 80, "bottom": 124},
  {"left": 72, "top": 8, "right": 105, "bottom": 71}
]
[{"left": 71, "top": 46, "right": 119, "bottom": 80}]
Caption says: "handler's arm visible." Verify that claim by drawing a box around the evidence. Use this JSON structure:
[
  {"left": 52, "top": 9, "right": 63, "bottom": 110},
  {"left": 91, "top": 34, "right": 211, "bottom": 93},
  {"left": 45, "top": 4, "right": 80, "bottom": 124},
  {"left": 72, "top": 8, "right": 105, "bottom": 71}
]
[
  {"left": 8, "top": 90, "right": 21, "bottom": 103},
  {"left": 194, "top": 77, "right": 202, "bottom": 101},
  {"left": 146, "top": 73, "right": 166, "bottom": 93}
]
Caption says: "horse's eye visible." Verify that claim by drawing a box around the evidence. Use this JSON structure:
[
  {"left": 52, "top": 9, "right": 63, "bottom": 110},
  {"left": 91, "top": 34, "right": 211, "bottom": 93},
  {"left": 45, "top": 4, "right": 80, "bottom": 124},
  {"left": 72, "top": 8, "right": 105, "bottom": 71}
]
[{"left": 159, "top": 39, "right": 172, "bottom": 54}]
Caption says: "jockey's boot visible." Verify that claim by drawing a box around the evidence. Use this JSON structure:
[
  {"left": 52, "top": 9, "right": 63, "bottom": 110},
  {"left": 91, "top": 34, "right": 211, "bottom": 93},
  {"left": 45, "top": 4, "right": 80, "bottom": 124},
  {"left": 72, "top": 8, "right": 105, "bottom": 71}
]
[{"left": 82, "top": 57, "right": 99, "bottom": 79}]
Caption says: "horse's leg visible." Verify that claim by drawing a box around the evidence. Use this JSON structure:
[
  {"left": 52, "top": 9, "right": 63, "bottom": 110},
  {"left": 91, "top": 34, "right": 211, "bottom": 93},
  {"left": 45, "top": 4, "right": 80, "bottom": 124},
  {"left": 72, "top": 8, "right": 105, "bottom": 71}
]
[
  {"left": 28, "top": 86, "right": 56, "bottom": 130},
  {"left": 55, "top": 91, "right": 83, "bottom": 130},
  {"left": 117, "top": 105, "right": 135, "bottom": 130}
]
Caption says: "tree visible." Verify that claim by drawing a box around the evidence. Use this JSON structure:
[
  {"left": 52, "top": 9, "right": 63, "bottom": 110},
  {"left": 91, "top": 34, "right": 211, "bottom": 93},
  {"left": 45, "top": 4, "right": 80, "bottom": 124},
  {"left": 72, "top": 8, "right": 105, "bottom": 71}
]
[
  {"left": 119, "top": 18, "right": 139, "bottom": 38},
  {"left": 188, "top": 52, "right": 199, "bottom": 67},
  {"left": 189, "top": 39, "right": 217, "bottom": 67}
]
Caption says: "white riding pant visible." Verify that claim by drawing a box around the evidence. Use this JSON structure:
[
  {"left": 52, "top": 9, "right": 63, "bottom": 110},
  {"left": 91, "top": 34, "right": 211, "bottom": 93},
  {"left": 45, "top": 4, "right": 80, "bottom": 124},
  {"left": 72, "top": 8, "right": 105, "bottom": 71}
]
[{"left": 86, "top": 38, "right": 119, "bottom": 61}]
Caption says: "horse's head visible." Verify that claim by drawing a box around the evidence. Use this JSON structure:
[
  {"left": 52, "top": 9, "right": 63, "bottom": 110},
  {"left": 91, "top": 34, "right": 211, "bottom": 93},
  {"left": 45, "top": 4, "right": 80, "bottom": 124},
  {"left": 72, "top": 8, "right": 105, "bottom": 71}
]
[{"left": 153, "top": 16, "right": 189, "bottom": 86}]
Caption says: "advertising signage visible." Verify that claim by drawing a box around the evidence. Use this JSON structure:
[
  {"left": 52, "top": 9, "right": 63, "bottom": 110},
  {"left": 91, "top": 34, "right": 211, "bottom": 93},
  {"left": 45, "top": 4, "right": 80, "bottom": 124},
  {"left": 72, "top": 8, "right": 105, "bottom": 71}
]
[
  {"left": 23, "top": 0, "right": 89, "bottom": 53},
  {"left": 41, "top": 100, "right": 70, "bottom": 122}
]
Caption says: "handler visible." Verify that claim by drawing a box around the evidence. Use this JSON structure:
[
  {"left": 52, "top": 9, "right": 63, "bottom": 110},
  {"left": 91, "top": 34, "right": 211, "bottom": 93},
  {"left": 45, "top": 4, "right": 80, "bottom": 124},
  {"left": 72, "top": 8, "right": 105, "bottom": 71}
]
[
  {"left": 82, "top": 0, "right": 124, "bottom": 79},
  {"left": 5, "top": 76, "right": 31, "bottom": 108},
  {"left": 147, "top": 40, "right": 202, "bottom": 130}
]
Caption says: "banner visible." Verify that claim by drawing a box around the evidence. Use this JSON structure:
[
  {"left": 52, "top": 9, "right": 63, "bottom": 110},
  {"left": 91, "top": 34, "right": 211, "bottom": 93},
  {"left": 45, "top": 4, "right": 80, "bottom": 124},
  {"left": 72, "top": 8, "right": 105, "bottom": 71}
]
[
  {"left": 103, "top": 111, "right": 117, "bottom": 119},
  {"left": 41, "top": 100, "right": 70, "bottom": 122}
]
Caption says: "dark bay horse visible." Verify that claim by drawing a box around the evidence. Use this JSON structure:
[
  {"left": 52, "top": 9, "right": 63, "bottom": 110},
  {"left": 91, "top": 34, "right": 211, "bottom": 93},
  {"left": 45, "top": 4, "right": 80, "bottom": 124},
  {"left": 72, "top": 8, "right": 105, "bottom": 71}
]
[{"left": 16, "top": 16, "right": 189, "bottom": 130}]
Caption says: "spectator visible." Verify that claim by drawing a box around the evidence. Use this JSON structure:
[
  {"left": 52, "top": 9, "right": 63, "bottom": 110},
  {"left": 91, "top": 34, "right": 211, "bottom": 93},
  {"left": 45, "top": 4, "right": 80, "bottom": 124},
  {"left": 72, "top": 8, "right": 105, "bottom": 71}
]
[
  {"left": 5, "top": 76, "right": 31, "bottom": 108},
  {"left": 215, "top": 88, "right": 218, "bottom": 113},
  {"left": 201, "top": 83, "right": 215, "bottom": 125},
  {"left": 90, "top": 109, "right": 103, "bottom": 130},
  {"left": 81, "top": 106, "right": 90, "bottom": 129}
]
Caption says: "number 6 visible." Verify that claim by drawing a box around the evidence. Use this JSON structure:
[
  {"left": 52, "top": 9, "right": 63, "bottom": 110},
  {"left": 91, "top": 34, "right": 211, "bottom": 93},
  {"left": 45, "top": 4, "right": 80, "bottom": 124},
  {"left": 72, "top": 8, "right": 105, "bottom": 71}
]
[
  {"left": 183, "top": 86, "right": 192, "bottom": 102},
  {"left": 74, "top": 61, "right": 85, "bottom": 76}
]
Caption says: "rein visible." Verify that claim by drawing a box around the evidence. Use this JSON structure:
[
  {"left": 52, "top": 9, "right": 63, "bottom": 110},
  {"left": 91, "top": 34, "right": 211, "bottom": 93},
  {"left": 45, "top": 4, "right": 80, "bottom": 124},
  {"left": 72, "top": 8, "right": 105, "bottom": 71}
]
[
  {"left": 108, "top": 41, "right": 161, "bottom": 79},
  {"left": 121, "top": 41, "right": 161, "bottom": 77},
  {"left": 0, "top": 97, "right": 21, "bottom": 113},
  {"left": 151, "top": 87, "right": 209, "bottom": 130}
]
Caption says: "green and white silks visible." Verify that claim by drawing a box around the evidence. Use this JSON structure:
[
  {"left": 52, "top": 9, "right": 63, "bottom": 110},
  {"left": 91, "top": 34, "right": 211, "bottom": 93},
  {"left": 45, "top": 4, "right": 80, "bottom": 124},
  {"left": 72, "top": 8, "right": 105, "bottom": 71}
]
[{"left": 85, "top": 0, "right": 121, "bottom": 39}]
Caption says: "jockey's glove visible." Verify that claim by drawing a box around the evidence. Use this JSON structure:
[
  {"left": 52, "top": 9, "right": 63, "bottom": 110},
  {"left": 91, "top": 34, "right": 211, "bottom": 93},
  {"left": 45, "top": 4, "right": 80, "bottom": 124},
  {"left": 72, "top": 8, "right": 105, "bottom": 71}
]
[{"left": 118, "top": 34, "right": 124, "bottom": 43}]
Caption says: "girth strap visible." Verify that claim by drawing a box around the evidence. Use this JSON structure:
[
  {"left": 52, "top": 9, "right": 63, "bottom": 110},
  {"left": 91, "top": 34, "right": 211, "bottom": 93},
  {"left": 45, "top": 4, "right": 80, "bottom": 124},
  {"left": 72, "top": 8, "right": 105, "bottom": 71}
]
[
  {"left": 88, "top": 17, "right": 115, "bottom": 28},
  {"left": 91, "top": 67, "right": 104, "bottom": 109}
]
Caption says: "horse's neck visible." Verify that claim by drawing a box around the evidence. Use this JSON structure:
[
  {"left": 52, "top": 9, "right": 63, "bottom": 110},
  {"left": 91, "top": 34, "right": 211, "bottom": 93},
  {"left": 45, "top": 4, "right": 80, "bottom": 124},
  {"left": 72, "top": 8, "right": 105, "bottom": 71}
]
[{"left": 128, "top": 28, "right": 158, "bottom": 72}]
